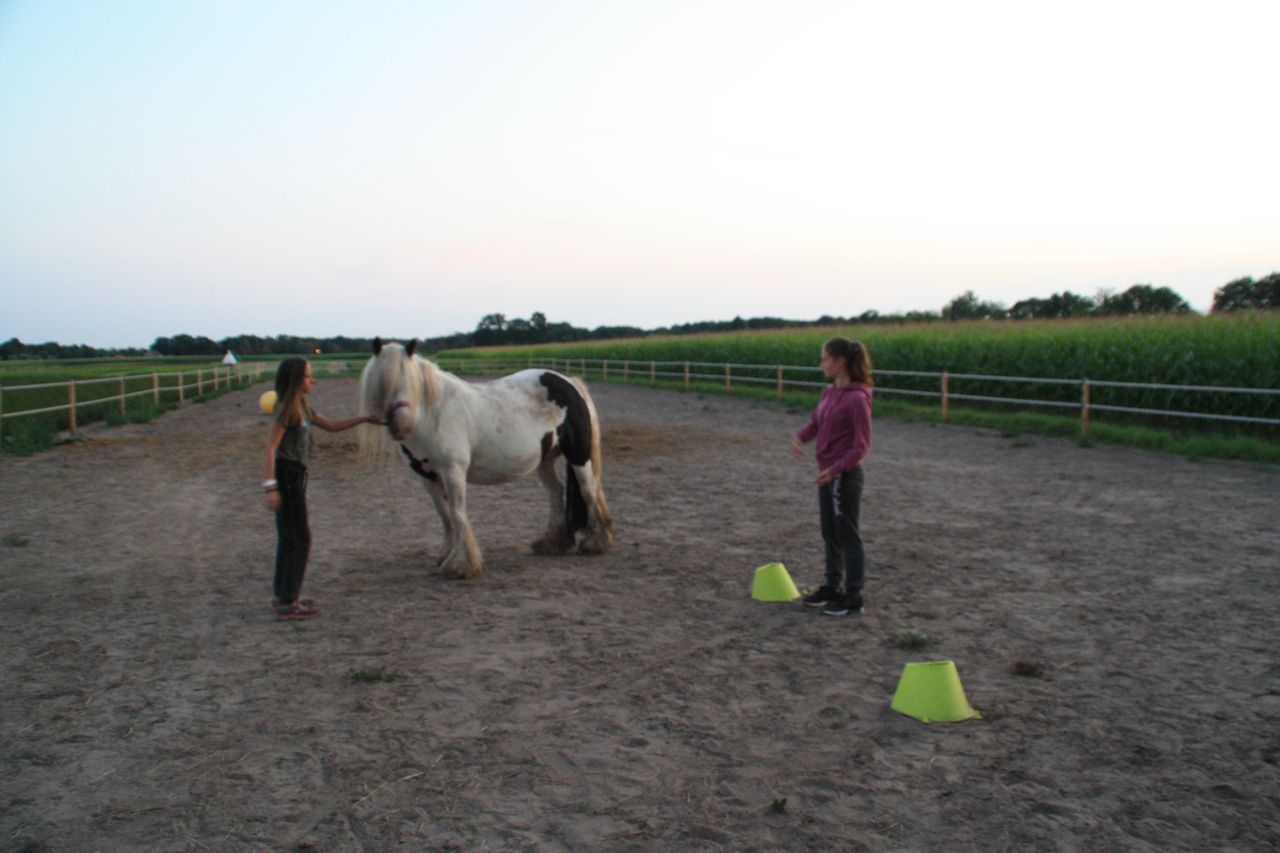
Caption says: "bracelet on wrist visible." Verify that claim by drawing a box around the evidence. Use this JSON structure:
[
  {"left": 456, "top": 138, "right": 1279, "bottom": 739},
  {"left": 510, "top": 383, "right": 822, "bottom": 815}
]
[{"left": 262, "top": 479, "right": 278, "bottom": 491}]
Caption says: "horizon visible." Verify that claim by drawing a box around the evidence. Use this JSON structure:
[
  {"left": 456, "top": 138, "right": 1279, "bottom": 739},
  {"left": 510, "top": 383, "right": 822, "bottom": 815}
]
[{"left": 3, "top": 1, "right": 1277, "bottom": 350}]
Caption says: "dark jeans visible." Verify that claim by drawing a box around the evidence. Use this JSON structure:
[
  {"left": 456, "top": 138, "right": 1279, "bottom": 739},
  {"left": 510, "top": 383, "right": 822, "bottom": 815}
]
[
  {"left": 818, "top": 467, "right": 865, "bottom": 595},
  {"left": 273, "top": 458, "right": 310, "bottom": 604}
]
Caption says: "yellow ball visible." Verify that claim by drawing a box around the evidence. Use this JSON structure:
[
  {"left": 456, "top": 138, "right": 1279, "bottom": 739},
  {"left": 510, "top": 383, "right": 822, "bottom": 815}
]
[{"left": 258, "top": 390, "right": 278, "bottom": 415}]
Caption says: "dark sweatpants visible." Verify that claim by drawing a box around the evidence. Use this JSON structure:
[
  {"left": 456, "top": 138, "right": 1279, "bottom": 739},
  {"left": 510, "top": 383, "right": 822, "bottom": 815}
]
[
  {"left": 818, "top": 467, "right": 865, "bottom": 595},
  {"left": 273, "top": 459, "right": 310, "bottom": 605}
]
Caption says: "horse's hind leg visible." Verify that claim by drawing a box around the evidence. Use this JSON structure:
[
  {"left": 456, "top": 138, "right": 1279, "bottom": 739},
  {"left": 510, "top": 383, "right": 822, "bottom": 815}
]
[
  {"left": 531, "top": 459, "right": 574, "bottom": 555},
  {"left": 572, "top": 461, "right": 614, "bottom": 555},
  {"left": 438, "top": 466, "right": 483, "bottom": 579}
]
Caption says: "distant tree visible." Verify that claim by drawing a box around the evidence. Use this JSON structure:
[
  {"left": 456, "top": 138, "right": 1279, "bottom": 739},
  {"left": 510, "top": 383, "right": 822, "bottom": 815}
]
[
  {"left": 1213, "top": 273, "right": 1280, "bottom": 312},
  {"left": 1, "top": 337, "right": 24, "bottom": 359},
  {"left": 1010, "top": 291, "right": 1096, "bottom": 320},
  {"left": 1096, "top": 284, "right": 1191, "bottom": 316},
  {"left": 942, "top": 291, "right": 1007, "bottom": 321}
]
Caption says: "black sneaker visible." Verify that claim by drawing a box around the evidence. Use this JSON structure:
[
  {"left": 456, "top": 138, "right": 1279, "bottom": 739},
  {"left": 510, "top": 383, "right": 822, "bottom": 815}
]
[
  {"left": 803, "top": 585, "right": 838, "bottom": 608},
  {"left": 822, "top": 593, "right": 864, "bottom": 616}
]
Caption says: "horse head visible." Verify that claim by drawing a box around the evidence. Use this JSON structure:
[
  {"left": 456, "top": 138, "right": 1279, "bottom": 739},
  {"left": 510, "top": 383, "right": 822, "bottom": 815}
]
[{"left": 363, "top": 338, "right": 421, "bottom": 441}]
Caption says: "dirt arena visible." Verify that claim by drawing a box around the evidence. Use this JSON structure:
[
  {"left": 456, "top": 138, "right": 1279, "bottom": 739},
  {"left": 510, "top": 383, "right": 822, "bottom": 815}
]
[{"left": 2, "top": 377, "right": 1278, "bottom": 851}]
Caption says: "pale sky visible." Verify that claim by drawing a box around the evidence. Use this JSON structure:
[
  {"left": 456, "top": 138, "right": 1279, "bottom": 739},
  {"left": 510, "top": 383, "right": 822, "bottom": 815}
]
[{"left": 2, "top": 0, "right": 1277, "bottom": 349}]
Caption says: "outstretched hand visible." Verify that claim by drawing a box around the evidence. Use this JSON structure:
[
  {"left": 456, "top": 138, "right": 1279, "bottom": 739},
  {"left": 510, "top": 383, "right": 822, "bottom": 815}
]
[
  {"left": 790, "top": 437, "right": 805, "bottom": 459},
  {"left": 814, "top": 469, "right": 834, "bottom": 486}
]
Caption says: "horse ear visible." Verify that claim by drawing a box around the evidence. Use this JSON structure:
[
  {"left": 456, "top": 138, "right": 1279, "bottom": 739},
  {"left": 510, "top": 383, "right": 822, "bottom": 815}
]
[
  {"left": 406, "top": 340, "right": 417, "bottom": 357},
  {"left": 373, "top": 337, "right": 382, "bottom": 355}
]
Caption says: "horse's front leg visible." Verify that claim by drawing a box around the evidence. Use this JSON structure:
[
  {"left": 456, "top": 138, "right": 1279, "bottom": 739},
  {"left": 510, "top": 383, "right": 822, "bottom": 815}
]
[
  {"left": 423, "top": 476, "right": 455, "bottom": 566},
  {"left": 438, "top": 466, "right": 483, "bottom": 579}
]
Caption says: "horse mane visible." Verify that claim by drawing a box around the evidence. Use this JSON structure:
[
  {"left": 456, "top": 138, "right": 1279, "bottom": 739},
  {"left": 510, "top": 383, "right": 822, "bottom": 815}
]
[{"left": 357, "top": 345, "right": 442, "bottom": 464}]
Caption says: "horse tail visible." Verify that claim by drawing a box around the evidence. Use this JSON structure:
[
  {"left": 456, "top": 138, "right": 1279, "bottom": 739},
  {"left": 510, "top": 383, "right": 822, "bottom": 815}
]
[{"left": 571, "top": 377, "right": 613, "bottom": 533}]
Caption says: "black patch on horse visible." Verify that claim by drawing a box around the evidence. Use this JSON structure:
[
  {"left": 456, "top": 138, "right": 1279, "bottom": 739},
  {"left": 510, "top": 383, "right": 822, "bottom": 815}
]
[
  {"left": 539, "top": 373, "right": 592, "bottom": 467},
  {"left": 539, "top": 372, "right": 593, "bottom": 533},
  {"left": 401, "top": 445, "right": 438, "bottom": 482}
]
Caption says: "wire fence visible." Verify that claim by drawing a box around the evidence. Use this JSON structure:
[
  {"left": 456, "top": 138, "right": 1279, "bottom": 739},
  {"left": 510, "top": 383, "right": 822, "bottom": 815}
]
[{"left": 432, "top": 356, "right": 1280, "bottom": 436}]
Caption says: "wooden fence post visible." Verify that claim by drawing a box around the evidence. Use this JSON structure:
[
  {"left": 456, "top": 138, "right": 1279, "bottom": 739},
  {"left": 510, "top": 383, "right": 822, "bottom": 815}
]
[
  {"left": 724, "top": 363, "right": 731, "bottom": 392},
  {"left": 650, "top": 360, "right": 656, "bottom": 384},
  {"left": 119, "top": 377, "right": 126, "bottom": 416},
  {"left": 178, "top": 371, "right": 185, "bottom": 403},
  {"left": 776, "top": 365, "right": 784, "bottom": 400},
  {"left": 1081, "top": 379, "right": 1090, "bottom": 436},
  {"left": 69, "top": 380, "right": 77, "bottom": 435},
  {"left": 941, "top": 371, "right": 949, "bottom": 422},
  {"left": 153, "top": 373, "right": 160, "bottom": 404},
  {"left": 603, "top": 360, "right": 609, "bottom": 381},
  {"left": 623, "top": 361, "right": 629, "bottom": 383},
  {"left": 684, "top": 362, "right": 690, "bottom": 390}
]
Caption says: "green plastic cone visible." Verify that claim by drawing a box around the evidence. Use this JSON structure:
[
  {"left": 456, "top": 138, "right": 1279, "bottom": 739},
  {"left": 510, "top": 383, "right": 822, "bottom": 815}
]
[
  {"left": 890, "top": 660, "right": 982, "bottom": 723},
  {"left": 752, "top": 562, "right": 800, "bottom": 602}
]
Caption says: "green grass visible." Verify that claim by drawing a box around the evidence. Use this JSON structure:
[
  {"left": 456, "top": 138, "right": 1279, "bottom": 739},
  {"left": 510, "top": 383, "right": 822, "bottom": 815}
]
[
  {"left": 347, "top": 665, "right": 404, "bottom": 684},
  {"left": 891, "top": 632, "right": 936, "bottom": 651}
]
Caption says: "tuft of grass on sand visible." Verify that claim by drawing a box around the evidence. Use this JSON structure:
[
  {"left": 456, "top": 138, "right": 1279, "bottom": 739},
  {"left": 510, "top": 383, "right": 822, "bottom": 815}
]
[
  {"left": 1010, "top": 660, "right": 1047, "bottom": 678},
  {"left": 348, "top": 665, "right": 404, "bottom": 684},
  {"left": 769, "top": 797, "right": 788, "bottom": 814},
  {"left": 3, "top": 534, "right": 30, "bottom": 547},
  {"left": 891, "top": 632, "right": 935, "bottom": 650}
]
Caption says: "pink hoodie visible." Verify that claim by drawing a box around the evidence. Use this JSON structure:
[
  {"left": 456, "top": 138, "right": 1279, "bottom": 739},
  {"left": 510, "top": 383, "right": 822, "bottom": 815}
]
[{"left": 794, "top": 381, "right": 872, "bottom": 475}]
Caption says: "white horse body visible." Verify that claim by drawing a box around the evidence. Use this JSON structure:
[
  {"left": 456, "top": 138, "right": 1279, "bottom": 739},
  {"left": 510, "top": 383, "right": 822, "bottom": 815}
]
[
  {"left": 360, "top": 341, "right": 613, "bottom": 578},
  {"left": 405, "top": 370, "right": 556, "bottom": 484}
]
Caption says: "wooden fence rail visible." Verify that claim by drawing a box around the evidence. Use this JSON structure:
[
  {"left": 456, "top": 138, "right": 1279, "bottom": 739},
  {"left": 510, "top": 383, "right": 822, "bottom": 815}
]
[{"left": 430, "top": 356, "right": 1280, "bottom": 436}]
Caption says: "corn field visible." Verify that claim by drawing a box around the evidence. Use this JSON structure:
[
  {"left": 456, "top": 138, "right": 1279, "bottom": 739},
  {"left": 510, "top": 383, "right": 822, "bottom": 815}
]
[{"left": 442, "top": 313, "right": 1280, "bottom": 426}]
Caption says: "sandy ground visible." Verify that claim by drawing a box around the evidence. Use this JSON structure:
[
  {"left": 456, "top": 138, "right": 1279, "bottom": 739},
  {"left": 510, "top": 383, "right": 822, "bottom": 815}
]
[{"left": 1, "top": 376, "right": 1278, "bottom": 852}]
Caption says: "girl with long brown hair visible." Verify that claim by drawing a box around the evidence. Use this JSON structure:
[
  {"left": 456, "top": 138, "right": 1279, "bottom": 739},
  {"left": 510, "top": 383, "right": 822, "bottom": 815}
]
[{"left": 263, "top": 358, "right": 376, "bottom": 621}]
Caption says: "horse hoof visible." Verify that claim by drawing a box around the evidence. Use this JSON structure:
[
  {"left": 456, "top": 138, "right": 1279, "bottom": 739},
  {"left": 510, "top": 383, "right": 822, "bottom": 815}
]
[
  {"left": 531, "top": 533, "right": 574, "bottom": 555},
  {"left": 441, "top": 560, "right": 482, "bottom": 579},
  {"left": 579, "top": 531, "right": 614, "bottom": 555}
]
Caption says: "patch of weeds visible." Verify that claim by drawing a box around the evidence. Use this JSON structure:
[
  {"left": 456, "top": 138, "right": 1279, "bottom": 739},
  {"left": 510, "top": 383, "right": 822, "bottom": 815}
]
[
  {"left": 348, "top": 665, "right": 404, "bottom": 684},
  {"left": 891, "top": 631, "right": 934, "bottom": 650},
  {"left": 1, "top": 418, "right": 60, "bottom": 456},
  {"left": 769, "top": 797, "right": 788, "bottom": 814},
  {"left": 3, "top": 534, "right": 30, "bottom": 548},
  {"left": 1009, "top": 437, "right": 1034, "bottom": 448},
  {"left": 1010, "top": 660, "right": 1047, "bottom": 678}
]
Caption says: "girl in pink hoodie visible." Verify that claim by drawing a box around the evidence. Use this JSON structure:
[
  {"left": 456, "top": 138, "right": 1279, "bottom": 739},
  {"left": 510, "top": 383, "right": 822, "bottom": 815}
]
[{"left": 790, "top": 337, "right": 873, "bottom": 615}]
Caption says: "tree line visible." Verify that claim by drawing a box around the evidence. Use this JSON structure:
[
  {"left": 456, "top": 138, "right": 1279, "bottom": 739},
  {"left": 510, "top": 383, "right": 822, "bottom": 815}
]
[{"left": 2, "top": 273, "right": 1275, "bottom": 359}]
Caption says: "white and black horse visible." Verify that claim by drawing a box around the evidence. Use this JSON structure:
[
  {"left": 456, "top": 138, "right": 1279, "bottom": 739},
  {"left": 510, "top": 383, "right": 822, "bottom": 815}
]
[{"left": 360, "top": 339, "right": 614, "bottom": 578}]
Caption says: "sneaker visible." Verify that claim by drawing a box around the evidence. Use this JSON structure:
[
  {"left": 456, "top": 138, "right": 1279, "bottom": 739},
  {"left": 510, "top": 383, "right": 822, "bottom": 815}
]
[
  {"left": 803, "top": 585, "right": 838, "bottom": 608},
  {"left": 821, "top": 593, "right": 864, "bottom": 616},
  {"left": 275, "top": 603, "right": 319, "bottom": 621},
  {"left": 271, "top": 597, "right": 315, "bottom": 613}
]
